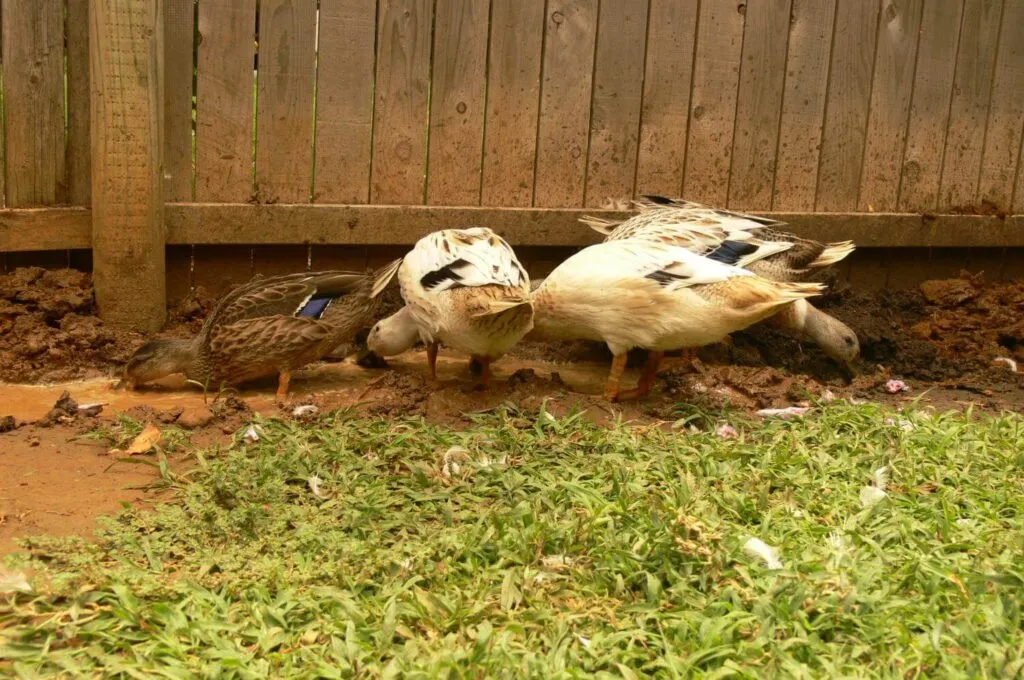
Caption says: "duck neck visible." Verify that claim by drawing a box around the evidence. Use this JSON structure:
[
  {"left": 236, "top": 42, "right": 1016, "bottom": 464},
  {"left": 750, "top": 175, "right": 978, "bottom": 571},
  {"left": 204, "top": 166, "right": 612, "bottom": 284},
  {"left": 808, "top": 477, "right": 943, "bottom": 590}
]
[
  {"left": 172, "top": 336, "right": 208, "bottom": 380},
  {"left": 528, "top": 288, "right": 575, "bottom": 341}
]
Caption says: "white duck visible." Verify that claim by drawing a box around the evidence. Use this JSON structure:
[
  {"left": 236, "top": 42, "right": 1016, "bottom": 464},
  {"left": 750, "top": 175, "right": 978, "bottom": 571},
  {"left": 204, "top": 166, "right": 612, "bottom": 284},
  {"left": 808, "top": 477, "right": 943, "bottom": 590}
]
[
  {"left": 530, "top": 239, "right": 824, "bottom": 401},
  {"left": 387, "top": 227, "right": 534, "bottom": 387},
  {"left": 581, "top": 196, "right": 860, "bottom": 375}
]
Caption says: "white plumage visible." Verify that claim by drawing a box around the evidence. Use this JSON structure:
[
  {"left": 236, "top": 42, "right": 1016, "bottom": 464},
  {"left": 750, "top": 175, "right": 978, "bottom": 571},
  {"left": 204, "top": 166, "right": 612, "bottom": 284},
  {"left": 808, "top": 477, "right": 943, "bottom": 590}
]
[
  {"left": 531, "top": 240, "right": 823, "bottom": 400},
  {"left": 391, "top": 228, "right": 534, "bottom": 385}
]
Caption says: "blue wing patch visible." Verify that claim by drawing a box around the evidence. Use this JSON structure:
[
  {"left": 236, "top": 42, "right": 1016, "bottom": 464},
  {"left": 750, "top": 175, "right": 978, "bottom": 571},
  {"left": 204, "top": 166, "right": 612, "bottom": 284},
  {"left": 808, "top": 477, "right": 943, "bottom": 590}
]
[{"left": 297, "top": 296, "right": 334, "bottom": 319}]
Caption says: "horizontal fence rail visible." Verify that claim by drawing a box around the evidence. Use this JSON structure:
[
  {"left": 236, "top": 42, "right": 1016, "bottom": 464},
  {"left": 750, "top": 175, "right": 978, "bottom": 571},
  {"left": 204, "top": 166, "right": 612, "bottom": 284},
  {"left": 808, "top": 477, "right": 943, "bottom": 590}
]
[{"left": 4, "top": 205, "right": 1024, "bottom": 251}]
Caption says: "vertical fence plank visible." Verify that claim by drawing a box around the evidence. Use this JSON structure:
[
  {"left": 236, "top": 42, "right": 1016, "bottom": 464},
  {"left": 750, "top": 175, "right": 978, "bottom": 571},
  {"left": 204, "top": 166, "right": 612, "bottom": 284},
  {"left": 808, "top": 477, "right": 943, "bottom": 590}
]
[
  {"left": 634, "top": 0, "right": 698, "bottom": 198},
  {"left": 371, "top": 0, "right": 433, "bottom": 205},
  {"left": 772, "top": 0, "right": 835, "bottom": 210},
  {"left": 898, "top": 1, "right": 964, "bottom": 212},
  {"left": 584, "top": 0, "right": 649, "bottom": 207},
  {"left": 67, "top": 0, "right": 92, "bottom": 206},
  {"left": 938, "top": 0, "right": 1004, "bottom": 210},
  {"left": 533, "top": 0, "right": 598, "bottom": 208},
  {"left": 195, "top": 0, "right": 257, "bottom": 201},
  {"left": 314, "top": 0, "right": 376, "bottom": 203},
  {"left": 1016, "top": 136, "right": 1024, "bottom": 212},
  {"left": 254, "top": 0, "right": 317, "bottom": 203},
  {"left": 815, "top": 0, "right": 880, "bottom": 211},
  {"left": 480, "top": 0, "right": 545, "bottom": 207},
  {"left": 426, "top": 0, "right": 489, "bottom": 205},
  {"left": 165, "top": 0, "right": 196, "bottom": 201},
  {"left": 979, "top": 0, "right": 1024, "bottom": 212},
  {"left": 728, "top": 0, "right": 791, "bottom": 210},
  {"left": 89, "top": 0, "right": 165, "bottom": 330},
  {"left": 682, "top": 0, "right": 745, "bottom": 206},
  {"left": 2, "top": 0, "right": 66, "bottom": 206},
  {"left": 858, "top": 0, "right": 924, "bottom": 212}
]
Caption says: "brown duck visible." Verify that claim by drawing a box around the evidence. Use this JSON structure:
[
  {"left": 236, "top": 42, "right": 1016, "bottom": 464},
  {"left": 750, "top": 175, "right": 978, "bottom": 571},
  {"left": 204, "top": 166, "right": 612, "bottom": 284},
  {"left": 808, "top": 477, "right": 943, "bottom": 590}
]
[{"left": 122, "top": 260, "right": 401, "bottom": 399}]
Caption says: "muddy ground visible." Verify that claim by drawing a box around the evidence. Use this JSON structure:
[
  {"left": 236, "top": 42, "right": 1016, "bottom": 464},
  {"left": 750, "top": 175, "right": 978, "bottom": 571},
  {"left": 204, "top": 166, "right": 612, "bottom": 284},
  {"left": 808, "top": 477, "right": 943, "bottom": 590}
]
[
  {"left": 1, "top": 266, "right": 1021, "bottom": 555},
  {"left": 1, "top": 265, "right": 1021, "bottom": 403}
]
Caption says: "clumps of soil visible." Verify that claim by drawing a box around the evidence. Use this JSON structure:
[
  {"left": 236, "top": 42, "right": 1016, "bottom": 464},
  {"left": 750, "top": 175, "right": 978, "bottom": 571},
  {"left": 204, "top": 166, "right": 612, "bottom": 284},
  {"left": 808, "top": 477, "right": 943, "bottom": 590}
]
[
  {"left": 363, "top": 372, "right": 431, "bottom": 418},
  {"left": 911, "top": 273, "right": 1023, "bottom": 370},
  {"left": 717, "top": 274, "right": 1023, "bottom": 385},
  {"left": 0, "top": 268, "right": 144, "bottom": 383},
  {"left": 37, "top": 391, "right": 103, "bottom": 427},
  {"left": 661, "top": 365, "right": 827, "bottom": 411}
]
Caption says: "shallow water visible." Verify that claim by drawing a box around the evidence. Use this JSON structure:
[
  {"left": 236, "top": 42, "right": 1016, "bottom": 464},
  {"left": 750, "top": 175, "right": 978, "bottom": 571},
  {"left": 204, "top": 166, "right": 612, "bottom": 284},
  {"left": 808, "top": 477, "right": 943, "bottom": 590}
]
[{"left": 0, "top": 350, "right": 620, "bottom": 422}]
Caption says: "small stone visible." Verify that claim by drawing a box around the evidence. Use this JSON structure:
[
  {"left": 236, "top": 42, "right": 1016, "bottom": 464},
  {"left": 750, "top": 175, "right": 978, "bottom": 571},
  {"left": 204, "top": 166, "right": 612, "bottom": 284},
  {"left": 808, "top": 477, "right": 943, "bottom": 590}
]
[
  {"left": 0, "top": 416, "right": 16, "bottom": 433},
  {"left": 157, "top": 406, "right": 185, "bottom": 424},
  {"left": 919, "top": 279, "right": 977, "bottom": 306},
  {"left": 176, "top": 406, "right": 215, "bottom": 430}
]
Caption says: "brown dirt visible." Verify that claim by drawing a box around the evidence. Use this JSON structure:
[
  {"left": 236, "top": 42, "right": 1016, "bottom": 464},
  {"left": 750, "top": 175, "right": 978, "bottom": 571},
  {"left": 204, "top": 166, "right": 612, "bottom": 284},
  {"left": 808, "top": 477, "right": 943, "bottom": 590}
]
[{"left": 0, "top": 421, "right": 185, "bottom": 557}]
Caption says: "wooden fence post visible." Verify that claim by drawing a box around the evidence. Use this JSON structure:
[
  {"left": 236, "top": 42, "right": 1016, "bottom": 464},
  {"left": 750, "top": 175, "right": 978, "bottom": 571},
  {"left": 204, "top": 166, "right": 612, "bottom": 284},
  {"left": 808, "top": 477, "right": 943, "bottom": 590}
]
[{"left": 89, "top": 0, "right": 166, "bottom": 331}]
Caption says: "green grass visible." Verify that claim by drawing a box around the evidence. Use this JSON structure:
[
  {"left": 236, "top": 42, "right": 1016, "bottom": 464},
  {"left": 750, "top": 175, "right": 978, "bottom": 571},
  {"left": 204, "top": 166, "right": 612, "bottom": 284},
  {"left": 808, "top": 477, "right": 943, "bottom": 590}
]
[{"left": 2, "top": 402, "right": 1023, "bottom": 678}]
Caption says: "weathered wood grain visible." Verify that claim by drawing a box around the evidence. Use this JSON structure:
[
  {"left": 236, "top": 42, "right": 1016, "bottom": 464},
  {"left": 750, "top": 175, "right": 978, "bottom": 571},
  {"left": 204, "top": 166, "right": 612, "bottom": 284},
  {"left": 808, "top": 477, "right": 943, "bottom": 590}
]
[
  {"left": 427, "top": 0, "right": 490, "bottom": 205},
  {"left": 0, "top": 209, "right": 92, "bottom": 251},
  {"left": 979, "top": 0, "right": 1024, "bottom": 212},
  {"left": 773, "top": 0, "right": 836, "bottom": 210},
  {"left": 859, "top": 0, "right": 924, "bottom": 212},
  {"left": 815, "top": 0, "right": 881, "bottom": 211},
  {"left": 939, "top": 0, "right": 1004, "bottom": 210},
  {"left": 159, "top": 204, "right": 1024, "bottom": 247},
  {"left": 634, "top": 0, "right": 699, "bottom": 198},
  {"left": 314, "top": 0, "right": 377, "bottom": 203},
  {"left": 195, "top": 0, "right": 258, "bottom": 201},
  {"left": 5, "top": 206, "right": 1024, "bottom": 252},
  {"left": 2, "top": 0, "right": 66, "bottom": 206},
  {"left": 254, "top": 0, "right": 318, "bottom": 203},
  {"left": 66, "top": 0, "right": 93, "bottom": 207},
  {"left": 480, "top": 0, "right": 546, "bottom": 207},
  {"left": 682, "top": 0, "right": 745, "bottom": 205},
  {"left": 533, "top": 0, "right": 598, "bottom": 208},
  {"left": 164, "top": 0, "right": 197, "bottom": 201},
  {"left": 371, "top": 0, "right": 434, "bottom": 204},
  {"left": 89, "top": 0, "right": 166, "bottom": 331},
  {"left": 898, "top": 1, "right": 964, "bottom": 211},
  {"left": 585, "top": 0, "right": 649, "bottom": 208},
  {"left": 729, "top": 0, "right": 792, "bottom": 210}
]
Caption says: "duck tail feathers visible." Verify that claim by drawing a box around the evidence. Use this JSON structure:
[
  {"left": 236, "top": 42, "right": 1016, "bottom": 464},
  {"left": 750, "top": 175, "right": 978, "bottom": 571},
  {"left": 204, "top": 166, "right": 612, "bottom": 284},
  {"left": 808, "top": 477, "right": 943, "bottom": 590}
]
[
  {"left": 774, "top": 281, "right": 826, "bottom": 302},
  {"left": 371, "top": 258, "right": 403, "bottom": 298},
  {"left": 808, "top": 241, "right": 855, "bottom": 268},
  {"left": 579, "top": 215, "right": 622, "bottom": 236},
  {"left": 470, "top": 297, "right": 533, "bottom": 319}
]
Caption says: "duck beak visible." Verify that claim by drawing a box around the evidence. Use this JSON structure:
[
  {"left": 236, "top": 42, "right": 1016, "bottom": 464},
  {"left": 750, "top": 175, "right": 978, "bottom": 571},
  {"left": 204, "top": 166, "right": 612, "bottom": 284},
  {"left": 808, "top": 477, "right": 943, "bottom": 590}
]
[{"left": 840, "top": 359, "right": 859, "bottom": 384}]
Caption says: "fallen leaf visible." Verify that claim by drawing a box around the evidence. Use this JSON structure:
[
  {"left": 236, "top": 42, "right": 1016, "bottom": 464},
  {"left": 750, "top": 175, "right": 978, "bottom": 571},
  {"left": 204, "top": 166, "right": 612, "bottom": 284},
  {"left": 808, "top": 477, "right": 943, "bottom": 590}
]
[
  {"left": 756, "top": 406, "right": 810, "bottom": 419},
  {"left": 122, "top": 423, "right": 162, "bottom": 455},
  {"left": 0, "top": 569, "right": 32, "bottom": 594}
]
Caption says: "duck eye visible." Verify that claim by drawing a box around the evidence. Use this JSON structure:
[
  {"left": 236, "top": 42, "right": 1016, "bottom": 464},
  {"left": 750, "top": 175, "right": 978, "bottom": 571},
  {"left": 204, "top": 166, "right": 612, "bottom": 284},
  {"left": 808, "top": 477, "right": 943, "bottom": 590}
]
[{"left": 844, "top": 336, "right": 856, "bottom": 347}]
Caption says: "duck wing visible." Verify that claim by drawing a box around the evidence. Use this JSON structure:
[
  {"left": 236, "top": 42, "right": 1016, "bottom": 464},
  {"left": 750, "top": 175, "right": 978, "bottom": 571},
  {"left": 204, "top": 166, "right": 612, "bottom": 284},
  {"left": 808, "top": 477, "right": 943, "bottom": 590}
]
[
  {"left": 203, "top": 270, "right": 375, "bottom": 332},
  {"left": 402, "top": 227, "right": 529, "bottom": 295}
]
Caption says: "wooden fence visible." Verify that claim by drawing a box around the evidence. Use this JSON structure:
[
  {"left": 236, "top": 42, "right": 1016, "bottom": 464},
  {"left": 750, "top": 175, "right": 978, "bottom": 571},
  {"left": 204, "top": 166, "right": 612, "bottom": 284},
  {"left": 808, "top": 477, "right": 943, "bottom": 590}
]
[{"left": 1, "top": 0, "right": 1023, "bottom": 328}]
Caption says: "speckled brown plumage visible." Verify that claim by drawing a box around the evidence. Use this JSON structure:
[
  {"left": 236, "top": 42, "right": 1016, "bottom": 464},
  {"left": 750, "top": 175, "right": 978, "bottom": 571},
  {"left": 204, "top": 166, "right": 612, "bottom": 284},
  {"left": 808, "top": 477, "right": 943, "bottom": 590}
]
[{"left": 123, "top": 260, "right": 401, "bottom": 396}]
